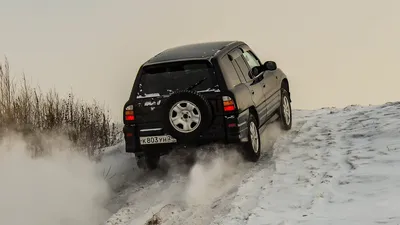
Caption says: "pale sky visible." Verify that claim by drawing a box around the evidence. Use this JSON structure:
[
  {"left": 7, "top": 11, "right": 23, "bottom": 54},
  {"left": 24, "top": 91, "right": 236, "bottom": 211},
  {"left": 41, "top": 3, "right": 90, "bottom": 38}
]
[{"left": 1, "top": 0, "right": 399, "bottom": 120}]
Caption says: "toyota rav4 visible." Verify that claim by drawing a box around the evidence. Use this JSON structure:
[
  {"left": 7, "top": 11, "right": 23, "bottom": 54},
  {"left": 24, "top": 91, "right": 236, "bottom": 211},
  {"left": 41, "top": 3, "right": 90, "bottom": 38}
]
[{"left": 123, "top": 41, "right": 292, "bottom": 170}]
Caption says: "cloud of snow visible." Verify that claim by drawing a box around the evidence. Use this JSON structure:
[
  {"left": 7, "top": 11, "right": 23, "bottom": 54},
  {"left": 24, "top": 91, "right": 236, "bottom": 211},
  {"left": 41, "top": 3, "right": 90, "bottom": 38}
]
[
  {"left": 184, "top": 149, "right": 245, "bottom": 205},
  {"left": 0, "top": 132, "right": 116, "bottom": 225},
  {"left": 184, "top": 121, "right": 284, "bottom": 206},
  {"left": 260, "top": 121, "right": 285, "bottom": 150}
]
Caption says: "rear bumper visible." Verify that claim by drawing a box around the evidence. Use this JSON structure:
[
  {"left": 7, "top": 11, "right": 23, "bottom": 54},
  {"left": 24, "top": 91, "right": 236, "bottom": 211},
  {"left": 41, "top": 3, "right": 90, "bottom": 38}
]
[{"left": 123, "top": 122, "right": 242, "bottom": 154}]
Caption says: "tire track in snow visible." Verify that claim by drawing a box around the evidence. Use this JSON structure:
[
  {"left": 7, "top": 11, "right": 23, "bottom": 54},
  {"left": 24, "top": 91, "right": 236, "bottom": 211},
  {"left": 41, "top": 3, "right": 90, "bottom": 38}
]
[
  {"left": 163, "top": 114, "right": 309, "bottom": 225},
  {"left": 298, "top": 111, "right": 354, "bottom": 219},
  {"left": 305, "top": 104, "right": 400, "bottom": 223},
  {"left": 279, "top": 108, "right": 371, "bottom": 221},
  {"left": 211, "top": 108, "right": 370, "bottom": 224},
  {"left": 105, "top": 149, "right": 254, "bottom": 225},
  {"left": 228, "top": 103, "right": 400, "bottom": 224},
  {"left": 104, "top": 103, "right": 400, "bottom": 225},
  {"left": 105, "top": 112, "right": 305, "bottom": 225},
  {"left": 209, "top": 111, "right": 309, "bottom": 225},
  {"left": 104, "top": 155, "right": 194, "bottom": 225}
]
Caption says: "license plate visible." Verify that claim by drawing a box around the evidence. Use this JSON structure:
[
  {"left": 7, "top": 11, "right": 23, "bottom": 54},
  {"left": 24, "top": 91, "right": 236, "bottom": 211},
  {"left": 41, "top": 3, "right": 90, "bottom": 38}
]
[{"left": 140, "top": 135, "right": 177, "bottom": 145}]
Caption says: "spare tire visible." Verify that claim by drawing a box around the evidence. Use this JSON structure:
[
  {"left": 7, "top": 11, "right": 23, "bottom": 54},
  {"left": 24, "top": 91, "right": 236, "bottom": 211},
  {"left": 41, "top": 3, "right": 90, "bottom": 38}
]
[{"left": 162, "top": 90, "right": 213, "bottom": 142}]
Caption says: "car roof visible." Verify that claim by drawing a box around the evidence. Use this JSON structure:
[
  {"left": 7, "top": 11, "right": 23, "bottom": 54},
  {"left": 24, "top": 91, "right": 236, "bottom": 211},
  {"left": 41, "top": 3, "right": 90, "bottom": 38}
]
[{"left": 144, "top": 41, "right": 241, "bottom": 65}]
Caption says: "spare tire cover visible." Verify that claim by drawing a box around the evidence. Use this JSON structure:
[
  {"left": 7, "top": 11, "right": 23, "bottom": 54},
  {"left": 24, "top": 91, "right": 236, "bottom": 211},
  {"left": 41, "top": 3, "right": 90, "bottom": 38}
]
[{"left": 162, "top": 90, "right": 213, "bottom": 142}]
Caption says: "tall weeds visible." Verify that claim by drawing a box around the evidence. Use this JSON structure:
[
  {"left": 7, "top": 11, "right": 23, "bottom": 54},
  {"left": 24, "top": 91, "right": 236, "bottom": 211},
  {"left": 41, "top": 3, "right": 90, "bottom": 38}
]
[{"left": 0, "top": 57, "right": 121, "bottom": 157}]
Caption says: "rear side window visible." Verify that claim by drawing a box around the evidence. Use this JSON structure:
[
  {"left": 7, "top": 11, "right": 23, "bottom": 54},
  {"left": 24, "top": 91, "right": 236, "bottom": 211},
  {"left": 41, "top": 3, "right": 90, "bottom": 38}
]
[
  {"left": 137, "top": 61, "right": 216, "bottom": 97},
  {"left": 234, "top": 56, "right": 252, "bottom": 82},
  {"left": 220, "top": 56, "right": 242, "bottom": 89}
]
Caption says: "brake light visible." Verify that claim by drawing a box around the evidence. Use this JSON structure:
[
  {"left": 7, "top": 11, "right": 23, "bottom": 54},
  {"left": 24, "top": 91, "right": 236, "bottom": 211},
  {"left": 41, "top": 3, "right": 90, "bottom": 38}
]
[
  {"left": 125, "top": 105, "right": 135, "bottom": 121},
  {"left": 223, "top": 96, "right": 236, "bottom": 112}
]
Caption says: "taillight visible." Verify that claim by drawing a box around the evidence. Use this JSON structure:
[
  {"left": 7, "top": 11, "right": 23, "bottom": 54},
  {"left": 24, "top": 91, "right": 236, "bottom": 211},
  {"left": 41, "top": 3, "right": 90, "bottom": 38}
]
[
  {"left": 223, "top": 96, "right": 236, "bottom": 112},
  {"left": 125, "top": 105, "right": 135, "bottom": 121}
]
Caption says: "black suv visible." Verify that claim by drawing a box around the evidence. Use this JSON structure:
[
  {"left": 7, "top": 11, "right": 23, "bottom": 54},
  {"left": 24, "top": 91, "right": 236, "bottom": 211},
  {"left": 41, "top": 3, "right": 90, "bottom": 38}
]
[{"left": 123, "top": 41, "right": 292, "bottom": 170}]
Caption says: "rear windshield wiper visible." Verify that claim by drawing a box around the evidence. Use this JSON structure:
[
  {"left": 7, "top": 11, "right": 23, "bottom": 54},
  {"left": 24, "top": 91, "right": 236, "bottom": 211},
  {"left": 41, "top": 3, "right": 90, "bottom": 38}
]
[{"left": 186, "top": 77, "right": 208, "bottom": 91}]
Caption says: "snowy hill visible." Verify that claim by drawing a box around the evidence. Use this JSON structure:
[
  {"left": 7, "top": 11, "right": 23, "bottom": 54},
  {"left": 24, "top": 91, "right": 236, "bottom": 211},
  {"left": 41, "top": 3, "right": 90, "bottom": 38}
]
[
  {"left": 212, "top": 103, "right": 400, "bottom": 225},
  {"left": 4, "top": 102, "right": 394, "bottom": 225},
  {"left": 99, "top": 102, "right": 400, "bottom": 225},
  {"left": 102, "top": 102, "right": 400, "bottom": 225}
]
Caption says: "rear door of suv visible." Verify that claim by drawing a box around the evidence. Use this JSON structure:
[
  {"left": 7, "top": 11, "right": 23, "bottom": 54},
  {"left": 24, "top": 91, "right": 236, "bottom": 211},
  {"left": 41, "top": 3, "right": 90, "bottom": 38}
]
[
  {"left": 126, "top": 60, "right": 224, "bottom": 143},
  {"left": 228, "top": 48, "right": 269, "bottom": 126}
]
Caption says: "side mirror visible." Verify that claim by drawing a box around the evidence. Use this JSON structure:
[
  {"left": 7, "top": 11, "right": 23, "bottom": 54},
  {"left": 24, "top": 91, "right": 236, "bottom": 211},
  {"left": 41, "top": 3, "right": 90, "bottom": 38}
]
[
  {"left": 264, "top": 61, "right": 277, "bottom": 71},
  {"left": 250, "top": 66, "right": 260, "bottom": 78}
]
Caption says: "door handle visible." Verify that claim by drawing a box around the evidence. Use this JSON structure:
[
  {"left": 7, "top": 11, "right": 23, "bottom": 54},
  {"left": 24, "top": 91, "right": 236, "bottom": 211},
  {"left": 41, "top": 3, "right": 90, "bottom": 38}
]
[
  {"left": 263, "top": 84, "right": 266, "bottom": 88},
  {"left": 251, "top": 90, "right": 255, "bottom": 95}
]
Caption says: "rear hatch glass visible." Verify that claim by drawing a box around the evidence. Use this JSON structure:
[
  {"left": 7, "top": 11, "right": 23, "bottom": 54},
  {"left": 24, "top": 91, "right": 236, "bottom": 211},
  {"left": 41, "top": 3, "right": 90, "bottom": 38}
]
[
  {"left": 136, "top": 61, "right": 217, "bottom": 98},
  {"left": 132, "top": 61, "right": 220, "bottom": 125}
]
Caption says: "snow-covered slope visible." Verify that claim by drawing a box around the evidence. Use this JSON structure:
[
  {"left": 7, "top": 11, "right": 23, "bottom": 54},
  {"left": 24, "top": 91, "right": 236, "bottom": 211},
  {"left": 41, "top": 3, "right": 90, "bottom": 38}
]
[{"left": 104, "top": 102, "right": 400, "bottom": 225}]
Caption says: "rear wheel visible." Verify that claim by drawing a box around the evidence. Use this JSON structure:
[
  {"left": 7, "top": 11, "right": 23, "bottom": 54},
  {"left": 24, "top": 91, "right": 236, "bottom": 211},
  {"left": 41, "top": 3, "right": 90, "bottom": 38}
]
[
  {"left": 135, "top": 152, "right": 160, "bottom": 170},
  {"left": 242, "top": 113, "right": 261, "bottom": 162}
]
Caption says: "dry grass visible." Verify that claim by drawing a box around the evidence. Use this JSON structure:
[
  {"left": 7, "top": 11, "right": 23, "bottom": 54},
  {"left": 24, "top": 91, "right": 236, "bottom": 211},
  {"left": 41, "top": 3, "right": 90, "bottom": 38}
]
[{"left": 0, "top": 57, "right": 121, "bottom": 157}]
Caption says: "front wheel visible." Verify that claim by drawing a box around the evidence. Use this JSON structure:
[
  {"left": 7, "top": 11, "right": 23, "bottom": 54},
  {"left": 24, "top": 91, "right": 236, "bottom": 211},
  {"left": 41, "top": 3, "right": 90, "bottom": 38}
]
[{"left": 279, "top": 89, "right": 292, "bottom": 130}]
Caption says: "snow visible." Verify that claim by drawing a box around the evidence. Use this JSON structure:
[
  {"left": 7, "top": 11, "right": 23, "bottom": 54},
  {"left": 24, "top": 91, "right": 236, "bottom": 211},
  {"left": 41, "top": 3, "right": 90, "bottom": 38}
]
[
  {"left": 3, "top": 101, "right": 398, "bottom": 225},
  {"left": 0, "top": 133, "right": 114, "bottom": 225},
  {"left": 197, "top": 88, "right": 221, "bottom": 93},
  {"left": 212, "top": 103, "right": 400, "bottom": 225},
  {"left": 144, "top": 100, "right": 161, "bottom": 106},
  {"left": 136, "top": 93, "right": 161, "bottom": 99},
  {"left": 103, "top": 102, "right": 400, "bottom": 225}
]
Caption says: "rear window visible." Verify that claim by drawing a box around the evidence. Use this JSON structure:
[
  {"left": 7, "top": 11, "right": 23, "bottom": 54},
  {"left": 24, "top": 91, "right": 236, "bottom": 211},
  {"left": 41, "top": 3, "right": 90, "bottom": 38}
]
[{"left": 137, "top": 61, "right": 216, "bottom": 97}]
